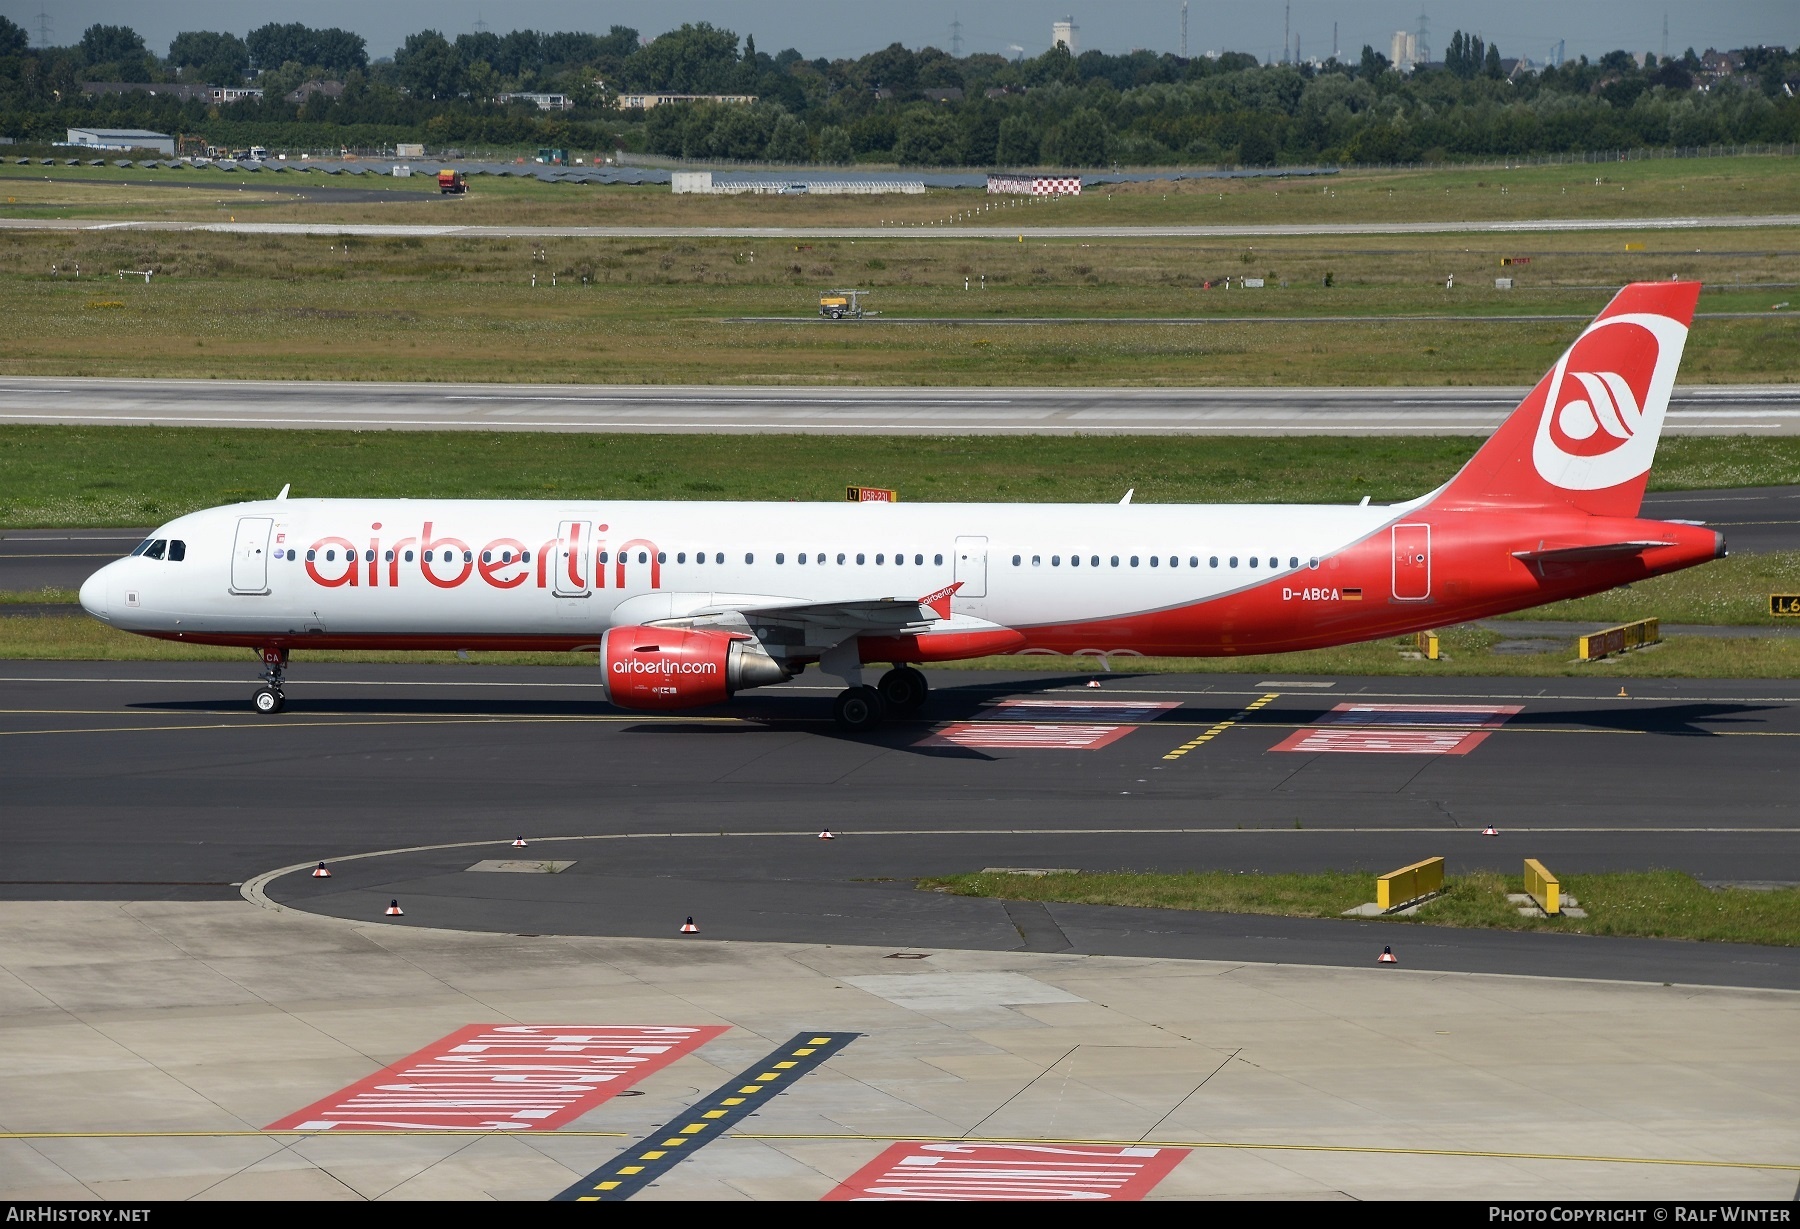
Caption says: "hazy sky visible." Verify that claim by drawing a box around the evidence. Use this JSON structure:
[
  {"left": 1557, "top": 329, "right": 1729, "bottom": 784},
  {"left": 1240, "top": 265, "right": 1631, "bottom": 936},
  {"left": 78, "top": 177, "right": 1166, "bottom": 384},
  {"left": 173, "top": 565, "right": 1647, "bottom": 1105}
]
[{"left": 3, "top": 2, "right": 1792, "bottom": 66}]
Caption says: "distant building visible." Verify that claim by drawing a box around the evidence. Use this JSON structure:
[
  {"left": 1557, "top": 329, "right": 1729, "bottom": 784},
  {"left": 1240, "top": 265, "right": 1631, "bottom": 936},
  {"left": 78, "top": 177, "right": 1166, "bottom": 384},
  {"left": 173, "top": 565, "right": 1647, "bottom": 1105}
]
[
  {"left": 616, "top": 93, "right": 757, "bottom": 110},
  {"left": 285, "top": 80, "right": 345, "bottom": 104},
  {"left": 673, "top": 171, "right": 924, "bottom": 195},
  {"left": 213, "top": 88, "right": 264, "bottom": 104},
  {"left": 1390, "top": 31, "right": 1418, "bottom": 71},
  {"left": 1053, "top": 17, "right": 1078, "bottom": 55},
  {"left": 921, "top": 88, "right": 964, "bottom": 103},
  {"left": 498, "top": 92, "right": 574, "bottom": 111},
  {"left": 82, "top": 82, "right": 211, "bottom": 102},
  {"left": 988, "top": 173, "right": 1082, "bottom": 197},
  {"left": 65, "top": 128, "right": 175, "bottom": 156}
]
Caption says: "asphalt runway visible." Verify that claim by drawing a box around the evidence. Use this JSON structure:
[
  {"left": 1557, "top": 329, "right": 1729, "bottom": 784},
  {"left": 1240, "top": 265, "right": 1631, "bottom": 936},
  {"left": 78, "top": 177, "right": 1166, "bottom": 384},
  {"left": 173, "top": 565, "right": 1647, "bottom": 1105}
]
[
  {"left": 4, "top": 377, "right": 1800, "bottom": 435},
  {"left": 6, "top": 661, "right": 1800, "bottom": 989},
  {"left": 2, "top": 213, "right": 1798, "bottom": 240}
]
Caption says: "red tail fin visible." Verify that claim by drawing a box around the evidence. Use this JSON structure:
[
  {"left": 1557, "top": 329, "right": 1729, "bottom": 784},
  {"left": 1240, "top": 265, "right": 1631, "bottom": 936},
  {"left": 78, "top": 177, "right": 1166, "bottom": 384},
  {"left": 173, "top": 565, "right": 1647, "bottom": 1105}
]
[{"left": 1435, "top": 281, "right": 1700, "bottom": 517}]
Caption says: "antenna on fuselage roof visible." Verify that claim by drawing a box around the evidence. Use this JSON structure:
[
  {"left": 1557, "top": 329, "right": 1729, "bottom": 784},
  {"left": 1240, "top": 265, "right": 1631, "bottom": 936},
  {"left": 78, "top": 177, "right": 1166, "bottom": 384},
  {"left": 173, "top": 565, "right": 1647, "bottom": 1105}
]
[
  {"left": 1119, "top": 489, "right": 1134, "bottom": 505},
  {"left": 276, "top": 484, "right": 290, "bottom": 501},
  {"left": 1359, "top": 495, "right": 1370, "bottom": 506}
]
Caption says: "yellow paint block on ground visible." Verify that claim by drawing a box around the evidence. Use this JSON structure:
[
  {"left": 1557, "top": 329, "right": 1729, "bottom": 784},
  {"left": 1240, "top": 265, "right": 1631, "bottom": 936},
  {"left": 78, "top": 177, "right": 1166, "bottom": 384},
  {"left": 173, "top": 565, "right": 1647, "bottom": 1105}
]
[
  {"left": 1525, "top": 858, "right": 1562, "bottom": 915},
  {"left": 1377, "top": 857, "right": 1445, "bottom": 911}
]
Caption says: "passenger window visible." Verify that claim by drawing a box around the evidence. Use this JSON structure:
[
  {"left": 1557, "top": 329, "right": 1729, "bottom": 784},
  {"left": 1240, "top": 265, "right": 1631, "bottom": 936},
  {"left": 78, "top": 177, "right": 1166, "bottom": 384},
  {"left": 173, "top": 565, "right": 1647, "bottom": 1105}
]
[
  {"left": 1149, "top": 556, "right": 1158, "bottom": 567},
  {"left": 1011, "top": 554, "right": 1020, "bottom": 566},
  {"left": 1090, "top": 555, "right": 1099, "bottom": 567},
  {"left": 1031, "top": 555, "right": 1041, "bottom": 566},
  {"left": 1070, "top": 554, "right": 1079, "bottom": 567},
  {"left": 306, "top": 549, "right": 316, "bottom": 562},
  {"left": 1249, "top": 557, "right": 1258, "bottom": 568},
  {"left": 657, "top": 552, "right": 667, "bottom": 564},
  {"left": 1229, "top": 556, "right": 1238, "bottom": 568},
  {"left": 895, "top": 551, "right": 904, "bottom": 565},
  {"left": 857, "top": 553, "right": 866, "bottom": 565},
  {"left": 366, "top": 550, "right": 376, "bottom": 562},
  {"left": 776, "top": 552, "right": 785, "bottom": 564},
  {"left": 879, "top": 554, "right": 887, "bottom": 565},
  {"left": 461, "top": 551, "right": 470, "bottom": 563},
  {"left": 818, "top": 553, "right": 827, "bottom": 564},
  {"left": 422, "top": 550, "right": 432, "bottom": 562},
  {"left": 637, "top": 551, "right": 647, "bottom": 564},
  {"left": 1309, "top": 557, "right": 1319, "bottom": 569},
  {"left": 677, "top": 552, "right": 686, "bottom": 563},
  {"left": 385, "top": 550, "right": 395, "bottom": 562},
  {"left": 145, "top": 540, "right": 166, "bottom": 560},
  {"left": 1130, "top": 556, "right": 1139, "bottom": 567},
  {"left": 934, "top": 553, "right": 943, "bottom": 565},
  {"left": 745, "top": 552, "right": 754, "bottom": 564},
  {"left": 168, "top": 540, "right": 186, "bottom": 562},
  {"left": 1110, "top": 556, "right": 1120, "bottom": 567},
  {"left": 797, "top": 552, "right": 807, "bottom": 565},
  {"left": 1190, "top": 556, "right": 1199, "bottom": 568},
  {"left": 597, "top": 551, "right": 609, "bottom": 564},
  {"left": 1210, "top": 556, "right": 1218, "bottom": 568},
  {"left": 405, "top": 550, "right": 415, "bottom": 562},
  {"left": 715, "top": 553, "right": 723, "bottom": 564},
  {"left": 1051, "top": 555, "right": 1060, "bottom": 566},
  {"left": 1268, "top": 556, "right": 1277, "bottom": 568},
  {"left": 914, "top": 554, "right": 923, "bottom": 565},
  {"left": 1290, "top": 556, "right": 1299, "bottom": 568},
  {"left": 837, "top": 553, "right": 845, "bottom": 564}
]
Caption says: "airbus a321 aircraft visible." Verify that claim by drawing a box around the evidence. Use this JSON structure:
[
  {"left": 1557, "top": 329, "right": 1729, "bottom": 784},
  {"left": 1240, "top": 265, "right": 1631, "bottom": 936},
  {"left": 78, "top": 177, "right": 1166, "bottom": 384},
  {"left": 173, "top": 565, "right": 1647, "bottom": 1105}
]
[{"left": 81, "top": 282, "right": 1723, "bottom": 731}]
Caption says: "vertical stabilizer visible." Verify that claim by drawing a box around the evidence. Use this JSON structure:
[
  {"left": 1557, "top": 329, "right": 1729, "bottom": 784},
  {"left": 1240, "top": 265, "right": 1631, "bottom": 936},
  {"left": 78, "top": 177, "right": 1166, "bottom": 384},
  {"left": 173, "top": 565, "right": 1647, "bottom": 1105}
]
[{"left": 1435, "top": 281, "right": 1700, "bottom": 517}]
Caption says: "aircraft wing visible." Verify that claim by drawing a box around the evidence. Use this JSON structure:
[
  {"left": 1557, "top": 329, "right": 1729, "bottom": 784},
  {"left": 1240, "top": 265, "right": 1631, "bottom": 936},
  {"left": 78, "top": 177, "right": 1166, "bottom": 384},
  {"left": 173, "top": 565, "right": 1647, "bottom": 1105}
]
[{"left": 619, "top": 582, "right": 963, "bottom": 658}]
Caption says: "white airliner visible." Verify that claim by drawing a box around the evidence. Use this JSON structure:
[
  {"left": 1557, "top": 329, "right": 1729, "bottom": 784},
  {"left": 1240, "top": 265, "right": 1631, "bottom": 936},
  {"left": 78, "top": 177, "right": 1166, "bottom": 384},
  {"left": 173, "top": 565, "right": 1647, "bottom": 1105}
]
[{"left": 80, "top": 282, "right": 1723, "bottom": 730}]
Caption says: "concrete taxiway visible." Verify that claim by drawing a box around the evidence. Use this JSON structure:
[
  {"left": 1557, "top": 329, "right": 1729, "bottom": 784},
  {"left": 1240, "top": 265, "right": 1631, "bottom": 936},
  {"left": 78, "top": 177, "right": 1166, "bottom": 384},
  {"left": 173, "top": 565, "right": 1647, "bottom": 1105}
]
[
  {"left": 3, "top": 378, "right": 1800, "bottom": 435},
  {"left": 2, "top": 900, "right": 1794, "bottom": 1201}
]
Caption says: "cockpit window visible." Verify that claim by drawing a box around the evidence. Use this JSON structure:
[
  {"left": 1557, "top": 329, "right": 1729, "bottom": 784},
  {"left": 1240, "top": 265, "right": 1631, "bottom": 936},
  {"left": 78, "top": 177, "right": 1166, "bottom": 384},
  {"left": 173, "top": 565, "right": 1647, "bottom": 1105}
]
[
  {"left": 130, "top": 540, "right": 153, "bottom": 556},
  {"left": 143, "top": 540, "right": 167, "bottom": 560},
  {"left": 168, "top": 540, "right": 186, "bottom": 562}
]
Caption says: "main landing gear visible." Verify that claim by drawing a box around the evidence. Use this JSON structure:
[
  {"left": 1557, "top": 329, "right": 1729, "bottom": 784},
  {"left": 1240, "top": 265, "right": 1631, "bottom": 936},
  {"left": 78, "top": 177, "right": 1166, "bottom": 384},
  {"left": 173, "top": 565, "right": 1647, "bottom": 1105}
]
[
  {"left": 832, "top": 666, "right": 930, "bottom": 733},
  {"left": 253, "top": 646, "right": 288, "bottom": 715}
]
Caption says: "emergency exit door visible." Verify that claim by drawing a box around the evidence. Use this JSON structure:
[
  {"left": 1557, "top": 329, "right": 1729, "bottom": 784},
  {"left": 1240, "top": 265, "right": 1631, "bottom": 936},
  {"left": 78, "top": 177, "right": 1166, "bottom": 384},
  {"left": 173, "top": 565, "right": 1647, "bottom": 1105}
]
[
  {"left": 1391, "top": 523, "right": 1431, "bottom": 601},
  {"left": 954, "top": 536, "right": 988, "bottom": 598},
  {"left": 555, "top": 520, "right": 591, "bottom": 597},
  {"left": 229, "top": 517, "right": 273, "bottom": 594}
]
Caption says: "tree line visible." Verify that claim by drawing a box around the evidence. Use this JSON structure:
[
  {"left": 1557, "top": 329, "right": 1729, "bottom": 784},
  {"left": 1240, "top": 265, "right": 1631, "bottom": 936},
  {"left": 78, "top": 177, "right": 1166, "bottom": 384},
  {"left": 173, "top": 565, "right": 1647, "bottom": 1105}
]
[{"left": 1, "top": 17, "right": 1796, "bottom": 166}]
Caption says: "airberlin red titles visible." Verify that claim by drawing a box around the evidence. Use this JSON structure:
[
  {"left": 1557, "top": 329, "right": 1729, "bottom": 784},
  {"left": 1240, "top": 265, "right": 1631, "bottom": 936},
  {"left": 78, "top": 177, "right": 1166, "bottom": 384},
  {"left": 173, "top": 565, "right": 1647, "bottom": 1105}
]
[{"left": 302, "top": 522, "right": 662, "bottom": 593}]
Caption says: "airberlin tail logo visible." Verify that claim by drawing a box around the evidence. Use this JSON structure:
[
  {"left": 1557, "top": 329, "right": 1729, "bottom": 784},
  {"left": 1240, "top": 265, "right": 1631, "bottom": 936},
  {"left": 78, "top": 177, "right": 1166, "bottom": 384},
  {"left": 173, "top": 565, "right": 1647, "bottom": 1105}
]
[{"left": 1532, "top": 311, "right": 1688, "bottom": 492}]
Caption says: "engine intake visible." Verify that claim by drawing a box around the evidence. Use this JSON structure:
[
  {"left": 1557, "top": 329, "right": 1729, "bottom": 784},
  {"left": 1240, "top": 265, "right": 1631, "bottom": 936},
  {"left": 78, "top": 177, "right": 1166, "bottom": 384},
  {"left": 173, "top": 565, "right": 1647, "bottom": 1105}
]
[{"left": 600, "top": 625, "right": 790, "bottom": 711}]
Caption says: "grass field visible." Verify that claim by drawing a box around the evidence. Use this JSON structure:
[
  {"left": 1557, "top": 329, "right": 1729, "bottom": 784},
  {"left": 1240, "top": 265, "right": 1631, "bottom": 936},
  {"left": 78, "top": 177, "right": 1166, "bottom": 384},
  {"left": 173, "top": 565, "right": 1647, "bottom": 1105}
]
[
  {"left": 3, "top": 154, "right": 1798, "bottom": 228},
  {"left": 920, "top": 868, "right": 1800, "bottom": 947},
  {"left": 4, "top": 427, "right": 1799, "bottom": 527},
  {"left": 0, "top": 156, "right": 1796, "bottom": 386}
]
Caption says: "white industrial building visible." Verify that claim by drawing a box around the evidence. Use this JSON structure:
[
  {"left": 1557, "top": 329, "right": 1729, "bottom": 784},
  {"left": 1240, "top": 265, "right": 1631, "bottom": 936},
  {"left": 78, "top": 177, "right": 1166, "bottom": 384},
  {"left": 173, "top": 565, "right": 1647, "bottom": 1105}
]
[
  {"left": 64, "top": 128, "right": 175, "bottom": 156},
  {"left": 672, "top": 171, "right": 923, "bottom": 195},
  {"left": 1053, "top": 17, "right": 1078, "bottom": 54}
]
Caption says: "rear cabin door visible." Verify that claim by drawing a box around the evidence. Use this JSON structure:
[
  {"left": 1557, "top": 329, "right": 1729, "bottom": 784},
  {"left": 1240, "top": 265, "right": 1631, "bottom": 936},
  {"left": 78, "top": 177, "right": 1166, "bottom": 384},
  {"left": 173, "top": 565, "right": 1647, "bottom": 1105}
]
[
  {"left": 555, "top": 520, "right": 591, "bottom": 597},
  {"left": 1391, "top": 523, "right": 1431, "bottom": 601},
  {"left": 954, "top": 535, "right": 989, "bottom": 598},
  {"left": 230, "top": 517, "right": 273, "bottom": 594}
]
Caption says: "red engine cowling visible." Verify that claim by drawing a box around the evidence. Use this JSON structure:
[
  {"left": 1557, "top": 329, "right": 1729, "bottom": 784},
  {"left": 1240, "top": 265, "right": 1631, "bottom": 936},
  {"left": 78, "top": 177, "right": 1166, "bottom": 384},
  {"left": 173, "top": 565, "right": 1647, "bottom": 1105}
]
[{"left": 600, "top": 625, "right": 788, "bottom": 711}]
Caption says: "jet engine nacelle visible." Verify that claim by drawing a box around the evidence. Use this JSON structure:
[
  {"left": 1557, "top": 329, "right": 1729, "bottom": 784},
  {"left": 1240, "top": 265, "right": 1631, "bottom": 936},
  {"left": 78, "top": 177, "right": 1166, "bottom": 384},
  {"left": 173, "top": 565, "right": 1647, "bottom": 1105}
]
[{"left": 600, "top": 625, "right": 790, "bottom": 711}]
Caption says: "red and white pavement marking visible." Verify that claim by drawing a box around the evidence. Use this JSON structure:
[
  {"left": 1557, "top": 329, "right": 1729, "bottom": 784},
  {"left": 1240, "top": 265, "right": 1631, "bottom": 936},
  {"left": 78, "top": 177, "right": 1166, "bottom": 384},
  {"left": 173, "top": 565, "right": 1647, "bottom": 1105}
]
[
  {"left": 1271, "top": 703, "right": 1523, "bottom": 756},
  {"left": 265, "top": 1024, "right": 726, "bottom": 1132},
  {"left": 916, "top": 698, "right": 1179, "bottom": 751},
  {"left": 824, "top": 1141, "right": 1189, "bottom": 1201}
]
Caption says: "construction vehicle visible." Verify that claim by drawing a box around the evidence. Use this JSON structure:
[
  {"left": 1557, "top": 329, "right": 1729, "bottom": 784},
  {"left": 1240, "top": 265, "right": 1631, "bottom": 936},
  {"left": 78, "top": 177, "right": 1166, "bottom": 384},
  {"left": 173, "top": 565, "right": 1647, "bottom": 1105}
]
[
  {"left": 819, "top": 289, "right": 872, "bottom": 320},
  {"left": 437, "top": 169, "right": 467, "bottom": 195}
]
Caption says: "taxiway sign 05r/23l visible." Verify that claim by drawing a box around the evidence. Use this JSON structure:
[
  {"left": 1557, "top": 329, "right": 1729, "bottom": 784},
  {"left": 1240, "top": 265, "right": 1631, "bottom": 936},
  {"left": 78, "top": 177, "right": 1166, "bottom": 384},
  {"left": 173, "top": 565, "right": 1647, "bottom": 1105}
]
[{"left": 80, "top": 282, "right": 1725, "bottom": 731}]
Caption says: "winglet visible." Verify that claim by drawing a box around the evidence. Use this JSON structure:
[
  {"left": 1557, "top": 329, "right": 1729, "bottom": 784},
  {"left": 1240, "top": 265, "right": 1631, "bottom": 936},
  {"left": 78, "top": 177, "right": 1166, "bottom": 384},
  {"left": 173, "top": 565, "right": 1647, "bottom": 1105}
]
[
  {"left": 1119, "top": 488, "right": 1134, "bottom": 505},
  {"left": 920, "top": 581, "right": 963, "bottom": 620},
  {"left": 276, "top": 484, "right": 290, "bottom": 501}
]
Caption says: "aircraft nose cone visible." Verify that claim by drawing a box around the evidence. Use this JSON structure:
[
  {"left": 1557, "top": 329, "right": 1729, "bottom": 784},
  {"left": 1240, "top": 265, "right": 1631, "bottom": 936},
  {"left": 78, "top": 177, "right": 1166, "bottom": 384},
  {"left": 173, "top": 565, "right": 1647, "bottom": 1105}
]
[{"left": 79, "top": 566, "right": 112, "bottom": 621}]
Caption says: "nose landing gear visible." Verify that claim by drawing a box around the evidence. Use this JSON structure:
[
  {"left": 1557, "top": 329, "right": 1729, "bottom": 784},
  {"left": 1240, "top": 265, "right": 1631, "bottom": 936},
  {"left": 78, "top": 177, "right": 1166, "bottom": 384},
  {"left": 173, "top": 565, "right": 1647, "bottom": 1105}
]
[{"left": 253, "top": 646, "right": 288, "bottom": 714}]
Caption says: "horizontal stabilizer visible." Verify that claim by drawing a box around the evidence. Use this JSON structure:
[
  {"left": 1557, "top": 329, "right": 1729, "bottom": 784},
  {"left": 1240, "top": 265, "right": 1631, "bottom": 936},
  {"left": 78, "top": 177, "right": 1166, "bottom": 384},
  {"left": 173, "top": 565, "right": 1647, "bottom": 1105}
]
[{"left": 1512, "top": 541, "right": 1674, "bottom": 564}]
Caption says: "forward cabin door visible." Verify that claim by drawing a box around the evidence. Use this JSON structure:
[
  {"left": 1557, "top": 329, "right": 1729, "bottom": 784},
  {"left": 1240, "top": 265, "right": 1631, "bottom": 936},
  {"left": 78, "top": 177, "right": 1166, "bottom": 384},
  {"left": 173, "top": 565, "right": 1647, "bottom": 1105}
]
[
  {"left": 954, "top": 535, "right": 988, "bottom": 598},
  {"left": 229, "top": 517, "right": 273, "bottom": 594},
  {"left": 555, "top": 520, "right": 591, "bottom": 597},
  {"left": 1391, "top": 523, "right": 1431, "bottom": 601}
]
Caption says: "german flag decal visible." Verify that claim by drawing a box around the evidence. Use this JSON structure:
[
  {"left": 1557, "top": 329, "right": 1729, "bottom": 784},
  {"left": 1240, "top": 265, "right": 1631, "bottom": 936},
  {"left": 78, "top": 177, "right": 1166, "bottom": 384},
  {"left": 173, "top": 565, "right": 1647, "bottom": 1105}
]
[{"left": 1343, "top": 587, "right": 1364, "bottom": 600}]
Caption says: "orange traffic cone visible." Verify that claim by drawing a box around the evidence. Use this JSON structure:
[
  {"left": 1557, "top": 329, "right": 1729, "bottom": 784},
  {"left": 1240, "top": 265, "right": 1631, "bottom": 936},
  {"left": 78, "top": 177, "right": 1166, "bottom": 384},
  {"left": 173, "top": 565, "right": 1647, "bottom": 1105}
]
[
  {"left": 1617, "top": 686, "right": 1629, "bottom": 698},
  {"left": 511, "top": 838, "right": 528, "bottom": 848},
  {"left": 1481, "top": 825, "right": 1499, "bottom": 836},
  {"left": 679, "top": 917, "right": 698, "bottom": 934},
  {"left": 819, "top": 829, "right": 834, "bottom": 840},
  {"left": 311, "top": 861, "right": 332, "bottom": 878},
  {"left": 385, "top": 900, "right": 404, "bottom": 917},
  {"left": 1377, "top": 946, "right": 1397, "bottom": 964}
]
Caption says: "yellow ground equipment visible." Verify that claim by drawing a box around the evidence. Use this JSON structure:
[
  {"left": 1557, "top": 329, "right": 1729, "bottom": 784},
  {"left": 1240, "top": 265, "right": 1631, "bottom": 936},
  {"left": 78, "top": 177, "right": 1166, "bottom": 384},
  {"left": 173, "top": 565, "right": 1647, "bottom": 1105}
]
[{"left": 820, "top": 289, "right": 871, "bottom": 319}]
